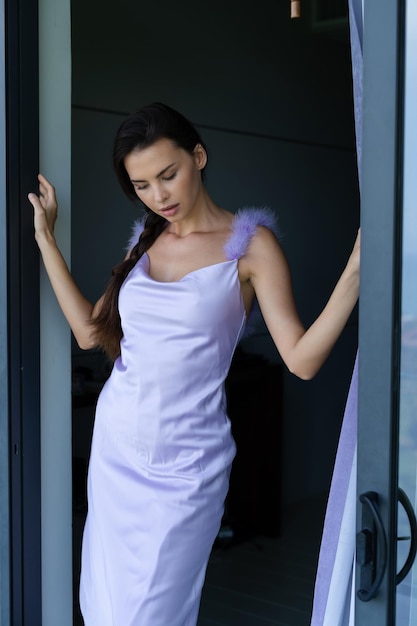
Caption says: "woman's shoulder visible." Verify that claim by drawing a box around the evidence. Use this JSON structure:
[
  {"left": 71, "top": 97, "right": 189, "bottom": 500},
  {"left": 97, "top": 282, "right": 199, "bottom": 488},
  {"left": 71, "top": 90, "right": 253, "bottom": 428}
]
[{"left": 225, "top": 206, "right": 281, "bottom": 261}]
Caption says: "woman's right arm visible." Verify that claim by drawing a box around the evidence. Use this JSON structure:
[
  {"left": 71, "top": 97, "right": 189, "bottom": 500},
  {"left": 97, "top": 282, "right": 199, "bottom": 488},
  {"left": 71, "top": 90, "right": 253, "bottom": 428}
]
[{"left": 28, "top": 174, "right": 102, "bottom": 350}]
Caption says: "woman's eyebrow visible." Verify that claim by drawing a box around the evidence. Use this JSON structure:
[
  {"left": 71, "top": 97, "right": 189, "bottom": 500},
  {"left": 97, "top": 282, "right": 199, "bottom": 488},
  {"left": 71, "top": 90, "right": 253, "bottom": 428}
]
[{"left": 130, "top": 162, "right": 176, "bottom": 183}]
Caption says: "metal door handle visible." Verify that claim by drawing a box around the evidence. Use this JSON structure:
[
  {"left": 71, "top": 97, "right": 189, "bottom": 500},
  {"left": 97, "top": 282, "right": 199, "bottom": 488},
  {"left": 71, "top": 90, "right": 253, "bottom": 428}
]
[
  {"left": 356, "top": 488, "right": 417, "bottom": 600},
  {"left": 396, "top": 487, "right": 417, "bottom": 585},
  {"left": 357, "top": 491, "right": 388, "bottom": 602}
]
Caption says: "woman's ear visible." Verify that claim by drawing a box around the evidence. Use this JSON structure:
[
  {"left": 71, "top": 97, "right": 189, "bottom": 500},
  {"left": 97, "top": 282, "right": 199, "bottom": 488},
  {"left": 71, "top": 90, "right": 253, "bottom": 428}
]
[{"left": 193, "top": 144, "right": 207, "bottom": 171}]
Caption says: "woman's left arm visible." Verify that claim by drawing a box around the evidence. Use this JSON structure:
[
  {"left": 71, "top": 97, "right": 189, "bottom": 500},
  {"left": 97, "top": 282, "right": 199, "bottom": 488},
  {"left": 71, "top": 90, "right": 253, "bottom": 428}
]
[{"left": 247, "top": 227, "right": 360, "bottom": 380}]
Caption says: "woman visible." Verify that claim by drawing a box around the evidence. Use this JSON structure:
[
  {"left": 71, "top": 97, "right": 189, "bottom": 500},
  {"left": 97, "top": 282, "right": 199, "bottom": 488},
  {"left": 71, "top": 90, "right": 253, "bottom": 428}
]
[{"left": 29, "top": 102, "right": 360, "bottom": 626}]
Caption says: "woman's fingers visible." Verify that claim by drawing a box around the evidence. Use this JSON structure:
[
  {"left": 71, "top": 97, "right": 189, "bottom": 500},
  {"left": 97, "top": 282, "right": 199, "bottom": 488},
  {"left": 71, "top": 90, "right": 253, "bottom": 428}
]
[
  {"left": 36, "top": 173, "right": 58, "bottom": 212},
  {"left": 28, "top": 174, "right": 58, "bottom": 238},
  {"left": 28, "top": 191, "right": 43, "bottom": 213},
  {"left": 38, "top": 173, "right": 55, "bottom": 195}
]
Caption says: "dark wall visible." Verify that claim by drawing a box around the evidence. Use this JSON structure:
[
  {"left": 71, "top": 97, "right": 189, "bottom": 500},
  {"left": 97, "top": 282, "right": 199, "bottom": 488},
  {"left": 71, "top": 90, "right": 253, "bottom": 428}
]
[{"left": 71, "top": 0, "right": 359, "bottom": 507}]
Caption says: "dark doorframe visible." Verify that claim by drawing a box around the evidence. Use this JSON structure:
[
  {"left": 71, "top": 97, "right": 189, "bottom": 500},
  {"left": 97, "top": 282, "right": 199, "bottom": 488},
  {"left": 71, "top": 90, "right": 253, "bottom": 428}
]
[
  {"left": 1, "top": 0, "right": 42, "bottom": 623},
  {"left": 0, "top": 0, "right": 10, "bottom": 622}
]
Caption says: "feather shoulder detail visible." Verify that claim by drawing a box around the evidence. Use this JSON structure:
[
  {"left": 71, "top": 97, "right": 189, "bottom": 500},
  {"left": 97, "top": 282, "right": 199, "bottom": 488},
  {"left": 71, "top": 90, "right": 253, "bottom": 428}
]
[
  {"left": 126, "top": 215, "right": 147, "bottom": 253},
  {"left": 224, "top": 206, "right": 281, "bottom": 261},
  {"left": 126, "top": 207, "right": 280, "bottom": 258}
]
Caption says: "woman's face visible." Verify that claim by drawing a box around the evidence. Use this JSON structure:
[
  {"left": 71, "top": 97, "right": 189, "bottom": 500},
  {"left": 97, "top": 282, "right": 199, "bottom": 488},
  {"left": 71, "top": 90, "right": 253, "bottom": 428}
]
[{"left": 124, "top": 138, "right": 207, "bottom": 222}]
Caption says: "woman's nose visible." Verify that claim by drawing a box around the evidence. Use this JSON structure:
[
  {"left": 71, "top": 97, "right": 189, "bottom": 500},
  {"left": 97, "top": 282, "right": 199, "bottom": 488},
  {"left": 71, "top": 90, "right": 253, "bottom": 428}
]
[{"left": 153, "top": 183, "right": 168, "bottom": 203}]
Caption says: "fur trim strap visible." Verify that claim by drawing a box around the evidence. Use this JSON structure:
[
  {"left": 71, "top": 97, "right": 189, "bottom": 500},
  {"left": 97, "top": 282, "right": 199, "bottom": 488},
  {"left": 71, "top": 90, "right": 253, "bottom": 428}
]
[
  {"left": 126, "top": 215, "right": 146, "bottom": 252},
  {"left": 224, "top": 206, "right": 281, "bottom": 261}
]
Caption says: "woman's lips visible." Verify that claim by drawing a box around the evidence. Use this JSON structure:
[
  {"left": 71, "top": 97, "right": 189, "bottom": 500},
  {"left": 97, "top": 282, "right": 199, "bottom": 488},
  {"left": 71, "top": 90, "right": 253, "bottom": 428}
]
[{"left": 160, "top": 204, "right": 179, "bottom": 217}]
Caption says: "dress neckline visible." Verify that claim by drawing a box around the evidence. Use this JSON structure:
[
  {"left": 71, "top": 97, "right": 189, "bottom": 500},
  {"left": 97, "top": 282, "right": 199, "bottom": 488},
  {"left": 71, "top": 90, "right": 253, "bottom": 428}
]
[{"left": 142, "top": 253, "right": 237, "bottom": 285}]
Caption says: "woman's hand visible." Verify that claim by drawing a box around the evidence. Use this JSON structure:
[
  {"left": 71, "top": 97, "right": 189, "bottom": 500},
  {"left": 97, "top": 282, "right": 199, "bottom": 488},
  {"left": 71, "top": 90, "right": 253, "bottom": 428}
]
[{"left": 28, "top": 174, "right": 58, "bottom": 244}]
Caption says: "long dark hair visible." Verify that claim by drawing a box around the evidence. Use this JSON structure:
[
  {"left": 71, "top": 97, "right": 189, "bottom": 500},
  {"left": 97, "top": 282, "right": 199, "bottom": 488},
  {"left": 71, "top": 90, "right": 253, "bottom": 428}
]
[{"left": 92, "top": 103, "right": 207, "bottom": 360}]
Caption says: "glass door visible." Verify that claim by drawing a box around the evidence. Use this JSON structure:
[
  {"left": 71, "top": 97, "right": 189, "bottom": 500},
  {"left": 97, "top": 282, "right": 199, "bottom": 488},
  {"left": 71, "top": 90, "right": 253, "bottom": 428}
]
[
  {"left": 396, "top": 0, "right": 417, "bottom": 621},
  {"left": 356, "top": 0, "right": 412, "bottom": 624},
  {"left": 356, "top": 0, "right": 417, "bottom": 623}
]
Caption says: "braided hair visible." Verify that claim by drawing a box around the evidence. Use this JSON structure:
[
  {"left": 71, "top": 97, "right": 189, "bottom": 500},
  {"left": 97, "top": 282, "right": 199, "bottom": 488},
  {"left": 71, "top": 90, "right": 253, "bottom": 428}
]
[{"left": 91, "top": 103, "right": 207, "bottom": 360}]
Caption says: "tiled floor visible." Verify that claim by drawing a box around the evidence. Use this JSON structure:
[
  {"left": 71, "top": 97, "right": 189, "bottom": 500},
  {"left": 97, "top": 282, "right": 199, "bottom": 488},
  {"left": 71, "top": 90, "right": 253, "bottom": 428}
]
[{"left": 73, "top": 495, "right": 326, "bottom": 625}]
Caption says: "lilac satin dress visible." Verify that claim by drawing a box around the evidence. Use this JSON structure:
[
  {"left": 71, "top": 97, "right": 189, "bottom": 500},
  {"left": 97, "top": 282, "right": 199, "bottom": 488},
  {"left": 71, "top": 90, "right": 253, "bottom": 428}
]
[{"left": 79, "top": 208, "right": 278, "bottom": 626}]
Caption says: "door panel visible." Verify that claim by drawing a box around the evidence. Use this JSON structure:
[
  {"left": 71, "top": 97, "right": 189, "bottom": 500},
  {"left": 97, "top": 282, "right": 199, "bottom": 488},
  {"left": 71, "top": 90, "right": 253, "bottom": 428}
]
[
  {"left": 356, "top": 0, "right": 417, "bottom": 623},
  {"left": 396, "top": 0, "right": 417, "bottom": 621},
  {"left": 356, "top": 0, "right": 404, "bottom": 623}
]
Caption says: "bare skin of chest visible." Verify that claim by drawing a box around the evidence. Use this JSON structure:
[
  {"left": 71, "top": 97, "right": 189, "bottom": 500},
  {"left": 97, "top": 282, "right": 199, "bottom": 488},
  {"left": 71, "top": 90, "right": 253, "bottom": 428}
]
[{"left": 146, "top": 230, "right": 255, "bottom": 315}]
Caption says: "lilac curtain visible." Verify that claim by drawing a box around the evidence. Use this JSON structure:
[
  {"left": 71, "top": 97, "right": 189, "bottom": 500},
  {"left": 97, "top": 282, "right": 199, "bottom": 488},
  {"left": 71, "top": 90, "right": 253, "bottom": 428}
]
[
  {"left": 310, "top": 357, "right": 358, "bottom": 626},
  {"left": 310, "top": 2, "right": 363, "bottom": 624}
]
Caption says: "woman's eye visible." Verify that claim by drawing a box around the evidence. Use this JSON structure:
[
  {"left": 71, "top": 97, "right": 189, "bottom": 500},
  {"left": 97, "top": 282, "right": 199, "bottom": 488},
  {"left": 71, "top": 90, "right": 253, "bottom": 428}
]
[
  {"left": 135, "top": 185, "right": 147, "bottom": 191},
  {"left": 163, "top": 172, "right": 176, "bottom": 182}
]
